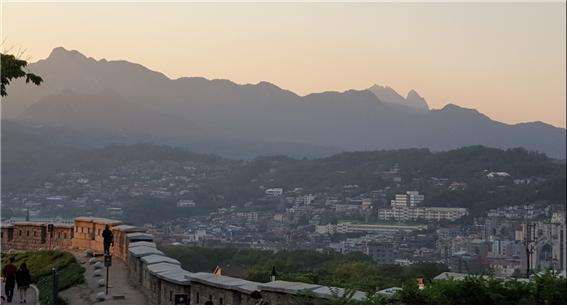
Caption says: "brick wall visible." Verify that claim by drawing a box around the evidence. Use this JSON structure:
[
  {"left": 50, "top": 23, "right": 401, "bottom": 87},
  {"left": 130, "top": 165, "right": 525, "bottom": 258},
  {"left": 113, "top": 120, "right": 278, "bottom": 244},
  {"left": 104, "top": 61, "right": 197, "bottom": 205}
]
[{"left": 1, "top": 222, "right": 73, "bottom": 251}]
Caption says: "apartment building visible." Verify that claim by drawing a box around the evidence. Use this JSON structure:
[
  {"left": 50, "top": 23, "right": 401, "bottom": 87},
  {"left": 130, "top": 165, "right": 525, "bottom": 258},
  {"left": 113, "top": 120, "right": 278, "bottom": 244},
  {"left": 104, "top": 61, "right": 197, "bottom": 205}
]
[{"left": 379, "top": 191, "right": 467, "bottom": 221}]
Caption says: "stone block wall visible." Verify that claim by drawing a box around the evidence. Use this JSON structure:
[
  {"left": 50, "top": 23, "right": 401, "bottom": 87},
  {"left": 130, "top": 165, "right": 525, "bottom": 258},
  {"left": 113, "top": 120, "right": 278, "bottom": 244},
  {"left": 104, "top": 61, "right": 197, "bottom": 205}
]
[
  {"left": 71, "top": 217, "right": 122, "bottom": 254},
  {"left": 190, "top": 282, "right": 238, "bottom": 305},
  {"left": 2, "top": 216, "right": 367, "bottom": 305},
  {"left": 1, "top": 222, "right": 73, "bottom": 251},
  {"left": 159, "top": 280, "right": 191, "bottom": 305}
]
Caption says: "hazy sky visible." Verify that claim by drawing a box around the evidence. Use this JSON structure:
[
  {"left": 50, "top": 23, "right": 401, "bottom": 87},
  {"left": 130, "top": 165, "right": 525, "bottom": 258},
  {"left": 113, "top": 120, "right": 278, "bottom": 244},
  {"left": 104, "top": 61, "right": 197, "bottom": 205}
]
[{"left": 2, "top": 1, "right": 566, "bottom": 127}]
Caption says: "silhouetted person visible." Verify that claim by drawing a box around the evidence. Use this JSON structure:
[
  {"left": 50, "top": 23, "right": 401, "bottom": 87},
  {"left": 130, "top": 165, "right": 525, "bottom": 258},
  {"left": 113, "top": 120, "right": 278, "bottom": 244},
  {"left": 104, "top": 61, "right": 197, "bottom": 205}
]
[
  {"left": 2, "top": 257, "right": 17, "bottom": 303},
  {"left": 102, "top": 225, "right": 114, "bottom": 255},
  {"left": 16, "top": 262, "right": 31, "bottom": 304}
]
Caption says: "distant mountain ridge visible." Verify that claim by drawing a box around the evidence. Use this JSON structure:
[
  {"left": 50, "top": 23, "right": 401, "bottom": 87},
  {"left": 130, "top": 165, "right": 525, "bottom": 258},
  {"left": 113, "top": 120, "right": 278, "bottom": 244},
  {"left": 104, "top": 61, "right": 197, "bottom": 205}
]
[{"left": 2, "top": 47, "right": 565, "bottom": 159}]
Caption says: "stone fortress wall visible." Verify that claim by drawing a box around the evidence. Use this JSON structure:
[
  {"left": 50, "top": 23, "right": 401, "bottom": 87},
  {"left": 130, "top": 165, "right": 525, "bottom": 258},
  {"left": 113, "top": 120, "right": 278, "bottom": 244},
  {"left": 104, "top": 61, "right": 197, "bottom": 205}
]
[{"left": 1, "top": 217, "right": 367, "bottom": 304}]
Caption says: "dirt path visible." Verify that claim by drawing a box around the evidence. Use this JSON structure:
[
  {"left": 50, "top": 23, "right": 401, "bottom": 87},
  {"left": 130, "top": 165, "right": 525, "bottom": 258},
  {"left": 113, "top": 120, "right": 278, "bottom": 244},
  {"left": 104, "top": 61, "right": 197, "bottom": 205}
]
[{"left": 59, "top": 251, "right": 147, "bottom": 305}]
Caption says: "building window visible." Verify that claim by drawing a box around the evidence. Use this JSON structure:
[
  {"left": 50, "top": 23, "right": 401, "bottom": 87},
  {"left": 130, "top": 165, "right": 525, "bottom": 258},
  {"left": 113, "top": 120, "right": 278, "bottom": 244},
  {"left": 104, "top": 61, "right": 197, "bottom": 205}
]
[
  {"left": 196, "top": 293, "right": 199, "bottom": 304},
  {"left": 170, "top": 291, "right": 173, "bottom": 302},
  {"left": 27, "top": 231, "right": 30, "bottom": 237},
  {"left": 64, "top": 233, "right": 67, "bottom": 239},
  {"left": 34, "top": 231, "right": 37, "bottom": 237},
  {"left": 19, "top": 230, "right": 22, "bottom": 236}
]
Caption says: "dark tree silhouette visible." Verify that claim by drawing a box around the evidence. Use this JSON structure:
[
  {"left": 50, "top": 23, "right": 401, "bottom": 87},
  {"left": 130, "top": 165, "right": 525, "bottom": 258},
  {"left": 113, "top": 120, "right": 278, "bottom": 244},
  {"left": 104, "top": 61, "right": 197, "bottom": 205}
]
[{"left": 1, "top": 53, "right": 43, "bottom": 97}]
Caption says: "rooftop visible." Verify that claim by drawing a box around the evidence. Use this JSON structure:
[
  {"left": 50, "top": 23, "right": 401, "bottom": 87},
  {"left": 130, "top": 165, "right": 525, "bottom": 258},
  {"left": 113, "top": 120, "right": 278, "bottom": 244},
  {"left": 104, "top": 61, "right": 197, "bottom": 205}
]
[
  {"left": 312, "top": 286, "right": 367, "bottom": 301},
  {"left": 128, "top": 246, "right": 164, "bottom": 257},
  {"left": 75, "top": 216, "right": 122, "bottom": 225},
  {"left": 191, "top": 272, "right": 257, "bottom": 291},
  {"left": 259, "top": 280, "right": 321, "bottom": 295},
  {"left": 113, "top": 224, "right": 146, "bottom": 232},
  {"left": 141, "top": 255, "right": 181, "bottom": 266},
  {"left": 129, "top": 241, "right": 156, "bottom": 249},
  {"left": 126, "top": 232, "right": 154, "bottom": 241}
]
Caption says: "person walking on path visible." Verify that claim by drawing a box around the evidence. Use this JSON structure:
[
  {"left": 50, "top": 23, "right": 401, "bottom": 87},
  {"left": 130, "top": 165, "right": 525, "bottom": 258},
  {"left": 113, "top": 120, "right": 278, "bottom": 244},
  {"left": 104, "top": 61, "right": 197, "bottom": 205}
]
[
  {"left": 102, "top": 225, "right": 114, "bottom": 255},
  {"left": 2, "top": 257, "right": 17, "bottom": 303},
  {"left": 16, "top": 262, "right": 32, "bottom": 304}
]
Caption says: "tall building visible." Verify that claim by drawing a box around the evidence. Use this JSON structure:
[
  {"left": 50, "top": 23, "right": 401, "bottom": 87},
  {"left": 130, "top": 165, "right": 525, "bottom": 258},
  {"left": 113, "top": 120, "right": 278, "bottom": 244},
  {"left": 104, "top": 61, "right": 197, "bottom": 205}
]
[
  {"left": 391, "top": 191, "right": 425, "bottom": 207},
  {"left": 379, "top": 191, "right": 467, "bottom": 222}
]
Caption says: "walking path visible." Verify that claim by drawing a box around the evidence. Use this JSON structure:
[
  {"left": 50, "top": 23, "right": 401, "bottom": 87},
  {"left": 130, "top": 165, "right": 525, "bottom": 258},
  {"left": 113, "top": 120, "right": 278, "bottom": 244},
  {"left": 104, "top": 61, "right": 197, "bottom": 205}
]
[
  {"left": 0, "top": 283, "right": 38, "bottom": 305},
  {"left": 59, "top": 251, "right": 147, "bottom": 305}
]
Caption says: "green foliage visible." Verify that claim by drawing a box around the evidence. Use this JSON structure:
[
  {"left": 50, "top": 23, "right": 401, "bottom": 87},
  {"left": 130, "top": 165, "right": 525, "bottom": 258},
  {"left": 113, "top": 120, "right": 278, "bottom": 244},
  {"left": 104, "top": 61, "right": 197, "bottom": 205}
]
[
  {"left": 364, "top": 271, "right": 567, "bottom": 305},
  {"left": 159, "top": 245, "right": 447, "bottom": 293},
  {"left": 1, "top": 53, "right": 43, "bottom": 97},
  {"left": 1, "top": 250, "right": 85, "bottom": 304}
]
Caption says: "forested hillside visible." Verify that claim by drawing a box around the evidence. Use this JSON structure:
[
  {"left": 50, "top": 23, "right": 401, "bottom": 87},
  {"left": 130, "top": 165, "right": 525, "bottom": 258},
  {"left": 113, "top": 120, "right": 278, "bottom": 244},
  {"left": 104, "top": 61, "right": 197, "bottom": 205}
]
[{"left": 3, "top": 134, "right": 565, "bottom": 220}]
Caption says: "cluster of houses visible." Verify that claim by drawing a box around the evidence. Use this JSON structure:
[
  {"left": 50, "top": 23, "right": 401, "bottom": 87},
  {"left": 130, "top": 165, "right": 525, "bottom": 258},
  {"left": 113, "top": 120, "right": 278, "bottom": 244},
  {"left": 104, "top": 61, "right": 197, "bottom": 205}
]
[{"left": 436, "top": 204, "right": 566, "bottom": 277}]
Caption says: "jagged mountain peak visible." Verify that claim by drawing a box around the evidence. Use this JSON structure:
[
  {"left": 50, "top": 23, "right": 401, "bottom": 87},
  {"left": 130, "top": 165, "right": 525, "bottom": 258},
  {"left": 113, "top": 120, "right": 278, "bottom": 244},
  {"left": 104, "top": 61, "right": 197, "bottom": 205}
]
[
  {"left": 406, "top": 89, "right": 421, "bottom": 99},
  {"left": 49, "top": 46, "right": 85, "bottom": 58},
  {"left": 405, "top": 89, "right": 429, "bottom": 111},
  {"left": 368, "top": 84, "right": 428, "bottom": 111},
  {"left": 46, "top": 47, "right": 94, "bottom": 64}
]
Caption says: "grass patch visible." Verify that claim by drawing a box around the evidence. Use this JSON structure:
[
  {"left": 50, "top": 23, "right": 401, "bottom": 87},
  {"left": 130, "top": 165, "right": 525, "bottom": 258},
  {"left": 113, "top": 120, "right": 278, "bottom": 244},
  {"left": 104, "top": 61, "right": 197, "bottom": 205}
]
[{"left": 1, "top": 250, "right": 85, "bottom": 304}]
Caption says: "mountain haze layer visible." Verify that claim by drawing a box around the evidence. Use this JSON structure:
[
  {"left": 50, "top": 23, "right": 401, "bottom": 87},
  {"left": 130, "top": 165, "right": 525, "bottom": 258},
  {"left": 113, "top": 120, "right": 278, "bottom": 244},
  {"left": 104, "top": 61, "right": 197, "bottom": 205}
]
[{"left": 2, "top": 47, "right": 565, "bottom": 158}]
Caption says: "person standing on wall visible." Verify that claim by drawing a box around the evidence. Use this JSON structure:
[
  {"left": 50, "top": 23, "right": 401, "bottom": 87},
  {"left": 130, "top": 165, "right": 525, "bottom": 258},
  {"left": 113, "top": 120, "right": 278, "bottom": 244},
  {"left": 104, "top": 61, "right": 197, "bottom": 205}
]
[
  {"left": 2, "top": 257, "right": 17, "bottom": 303},
  {"left": 102, "top": 225, "right": 114, "bottom": 255},
  {"left": 16, "top": 262, "right": 32, "bottom": 304}
]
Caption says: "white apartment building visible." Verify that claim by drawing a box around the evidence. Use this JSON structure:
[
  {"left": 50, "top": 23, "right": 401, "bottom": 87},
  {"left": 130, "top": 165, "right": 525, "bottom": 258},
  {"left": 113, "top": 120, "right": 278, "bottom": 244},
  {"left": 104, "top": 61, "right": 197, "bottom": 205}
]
[
  {"left": 177, "top": 199, "right": 196, "bottom": 208},
  {"left": 315, "top": 222, "right": 426, "bottom": 234},
  {"left": 391, "top": 191, "right": 425, "bottom": 207},
  {"left": 379, "top": 191, "right": 467, "bottom": 222},
  {"left": 265, "top": 188, "right": 283, "bottom": 197}
]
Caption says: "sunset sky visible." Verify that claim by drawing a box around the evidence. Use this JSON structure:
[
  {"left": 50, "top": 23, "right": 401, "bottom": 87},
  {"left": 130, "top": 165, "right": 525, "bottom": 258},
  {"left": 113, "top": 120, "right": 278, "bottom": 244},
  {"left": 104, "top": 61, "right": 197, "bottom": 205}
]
[{"left": 2, "top": 1, "right": 565, "bottom": 128}]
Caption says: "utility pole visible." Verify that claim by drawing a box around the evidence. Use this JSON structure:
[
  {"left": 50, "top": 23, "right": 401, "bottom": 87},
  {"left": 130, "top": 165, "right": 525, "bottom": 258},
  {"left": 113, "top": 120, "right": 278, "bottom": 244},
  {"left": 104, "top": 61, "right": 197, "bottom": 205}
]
[
  {"left": 524, "top": 223, "right": 536, "bottom": 278},
  {"left": 51, "top": 267, "right": 58, "bottom": 304}
]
